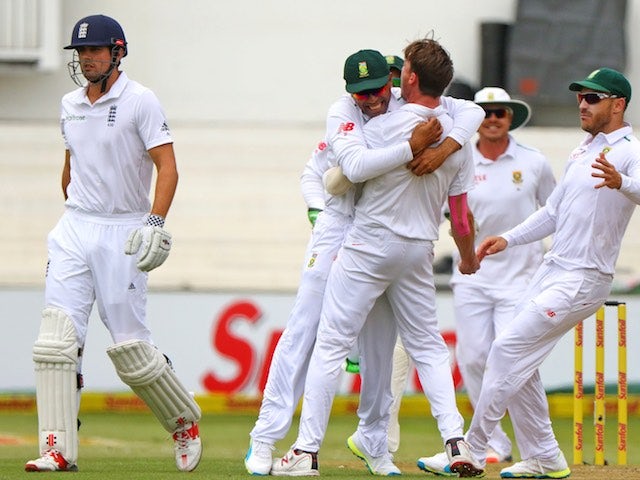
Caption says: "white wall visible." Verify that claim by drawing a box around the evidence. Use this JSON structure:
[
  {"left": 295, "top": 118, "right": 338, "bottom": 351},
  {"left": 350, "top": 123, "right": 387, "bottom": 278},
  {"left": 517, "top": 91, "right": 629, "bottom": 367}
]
[{"left": 1, "top": 0, "right": 639, "bottom": 125}]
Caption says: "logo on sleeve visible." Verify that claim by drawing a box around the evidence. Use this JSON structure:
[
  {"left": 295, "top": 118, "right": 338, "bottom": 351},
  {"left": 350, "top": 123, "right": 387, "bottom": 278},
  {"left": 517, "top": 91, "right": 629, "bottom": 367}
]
[{"left": 338, "top": 122, "right": 355, "bottom": 136}]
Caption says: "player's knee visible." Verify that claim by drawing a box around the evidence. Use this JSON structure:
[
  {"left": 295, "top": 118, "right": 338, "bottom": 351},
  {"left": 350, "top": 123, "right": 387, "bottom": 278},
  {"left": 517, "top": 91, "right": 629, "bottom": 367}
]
[
  {"left": 107, "top": 339, "right": 168, "bottom": 386},
  {"left": 33, "top": 307, "right": 80, "bottom": 364}
]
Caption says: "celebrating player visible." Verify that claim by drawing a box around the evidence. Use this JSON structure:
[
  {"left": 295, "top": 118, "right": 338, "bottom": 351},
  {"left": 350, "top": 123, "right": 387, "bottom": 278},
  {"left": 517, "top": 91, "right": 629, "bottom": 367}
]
[
  {"left": 271, "top": 36, "right": 484, "bottom": 477},
  {"left": 246, "top": 48, "right": 483, "bottom": 476},
  {"left": 25, "top": 14, "right": 201, "bottom": 473},
  {"left": 462, "top": 68, "right": 640, "bottom": 478}
]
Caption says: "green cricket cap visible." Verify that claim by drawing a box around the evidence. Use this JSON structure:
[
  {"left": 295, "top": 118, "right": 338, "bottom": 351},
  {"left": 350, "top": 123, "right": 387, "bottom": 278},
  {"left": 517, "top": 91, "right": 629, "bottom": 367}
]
[
  {"left": 569, "top": 67, "right": 631, "bottom": 105},
  {"left": 343, "top": 49, "right": 390, "bottom": 93},
  {"left": 385, "top": 55, "right": 404, "bottom": 72}
]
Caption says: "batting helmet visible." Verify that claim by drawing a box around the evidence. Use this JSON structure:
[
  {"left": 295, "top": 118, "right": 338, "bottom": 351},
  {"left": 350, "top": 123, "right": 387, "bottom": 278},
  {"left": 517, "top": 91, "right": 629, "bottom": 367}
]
[{"left": 64, "top": 14, "right": 127, "bottom": 57}]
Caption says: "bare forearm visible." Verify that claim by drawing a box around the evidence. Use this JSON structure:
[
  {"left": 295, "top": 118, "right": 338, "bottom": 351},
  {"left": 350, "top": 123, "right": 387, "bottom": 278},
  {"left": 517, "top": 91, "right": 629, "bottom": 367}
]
[{"left": 151, "top": 165, "right": 178, "bottom": 218}]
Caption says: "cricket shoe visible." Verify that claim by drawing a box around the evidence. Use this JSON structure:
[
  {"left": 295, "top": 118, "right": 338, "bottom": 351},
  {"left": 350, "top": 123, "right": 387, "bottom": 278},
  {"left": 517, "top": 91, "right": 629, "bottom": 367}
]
[
  {"left": 173, "top": 421, "right": 202, "bottom": 472},
  {"left": 417, "top": 451, "right": 456, "bottom": 477},
  {"left": 500, "top": 452, "right": 570, "bottom": 479},
  {"left": 347, "top": 434, "right": 401, "bottom": 475},
  {"left": 445, "top": 437, "right": 485, "bottom": 477},
  {"left": 245, "top": 438, "right": 275, "bottom": 475},
  {"left": 25, "top": 449, "right": 78, "bottom": 472},
  {"left": 271, "top": 448, "right": 319, "bottom": 476},
  {"left": 486, "top": 447, "right": 513, "bottom": 464}
]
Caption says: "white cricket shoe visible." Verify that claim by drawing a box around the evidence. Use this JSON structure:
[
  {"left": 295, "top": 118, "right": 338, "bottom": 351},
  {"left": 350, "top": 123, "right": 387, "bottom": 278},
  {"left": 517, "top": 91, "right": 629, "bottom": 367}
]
[
  {"left": 500, "top": 452, "right": 570, "bottom": 478},
  {"left": 486, "top": 447, "right": 513, "bottom": 464},
  {"left": 271, "top": 448, "right": 319, "bottom": 476},
  {"left": 417, "top": 451, "right": 456, "bottom": 477},
  {"left": 245, "top": 438, "right": 275, "bottom": 475},
  {"left": 347, "top": 434, "right": 401, "bottom": 476},
  {"left": 25, "top": 449, "right": 78, "bottom": 472},
  {"left": 172, "top": 421, "right": 202, "bottom": 472},
  {"left": 445, "top": 437, "right": 485, "bottom": 478}
]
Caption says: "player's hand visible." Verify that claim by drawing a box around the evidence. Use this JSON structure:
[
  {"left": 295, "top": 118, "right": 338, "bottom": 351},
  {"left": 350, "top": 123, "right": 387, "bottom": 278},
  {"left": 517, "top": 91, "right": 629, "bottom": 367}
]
[
  {"left": 592, "top": 152, "right": 622, "bottom": 189},
  {"left": 408, "top": 147, "right": 449, "bottom": 176},
  {"left": 124, "top": 225, "right": 172, "bottom": 272},
  {"left": 458, "top": 257, "right": 480, "bottom": 275},
  {"left": 307, "top": 208, "right": 322, "bottom": 227},
  {"left": 476, "top": 236, "right": 507, "bottom": 262},
  {"left": 408, "top": 117, "right": 442, "bottom": 156}
]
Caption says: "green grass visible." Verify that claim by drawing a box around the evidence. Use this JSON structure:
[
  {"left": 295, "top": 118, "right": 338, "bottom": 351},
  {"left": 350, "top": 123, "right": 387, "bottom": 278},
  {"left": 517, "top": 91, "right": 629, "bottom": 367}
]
[{"left": 1, "top": 411, "right": 638, "bottom": 479}]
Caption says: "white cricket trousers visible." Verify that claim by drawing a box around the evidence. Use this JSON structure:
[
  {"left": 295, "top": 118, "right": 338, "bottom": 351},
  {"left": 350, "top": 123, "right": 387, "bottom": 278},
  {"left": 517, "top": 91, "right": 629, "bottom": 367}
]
[
  {"left": 45, "top": 209, "right": 150, "bottom": 348},
  {"left": 251, "top": 213, "right": 396, "bottom": 454},
  {"left": 295, "top": 225, "right": 464, "bottom": 454},
  {"left": 466, "top": 261, "right": 613, "bottom": 462},
  {"left": 453, "top": 283, "right": 525, "bottom": 458}
]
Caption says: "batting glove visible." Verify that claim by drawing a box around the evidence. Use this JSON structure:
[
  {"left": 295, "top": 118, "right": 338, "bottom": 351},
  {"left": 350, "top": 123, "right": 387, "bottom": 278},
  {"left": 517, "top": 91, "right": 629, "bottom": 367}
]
[
  {"left": 307, "top": 208, "right": 322, "bottom": 227},
  {"left": 124, "top": 215, "right": 172, "bottom": 272}
]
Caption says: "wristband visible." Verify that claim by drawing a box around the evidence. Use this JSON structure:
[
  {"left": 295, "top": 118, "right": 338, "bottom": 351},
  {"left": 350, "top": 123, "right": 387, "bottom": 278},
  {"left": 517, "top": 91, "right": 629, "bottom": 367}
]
[{"left": 146, "top": 213, "right": 165, "bottom": 228}]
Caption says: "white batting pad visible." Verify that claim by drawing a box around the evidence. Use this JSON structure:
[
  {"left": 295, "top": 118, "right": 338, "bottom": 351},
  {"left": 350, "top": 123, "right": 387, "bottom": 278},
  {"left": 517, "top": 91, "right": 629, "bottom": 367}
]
[
  {"left": 107, "top": 340, "right": 201, "bottom": 433},
  {"left": 32, "top": 307, "right": 80, "bottom": 463}
]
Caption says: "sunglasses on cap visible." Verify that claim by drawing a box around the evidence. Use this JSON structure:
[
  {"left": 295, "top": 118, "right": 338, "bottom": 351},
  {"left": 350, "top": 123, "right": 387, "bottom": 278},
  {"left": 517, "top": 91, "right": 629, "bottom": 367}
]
[
  {"left": 352, "top": 84, "right": 389, "bottom": 101},
  {"left": 483, "top": 108, "right": 510, "bottom": 119},
  {"left": 576, "top": 92, "right": 619, "bottom": 105}
]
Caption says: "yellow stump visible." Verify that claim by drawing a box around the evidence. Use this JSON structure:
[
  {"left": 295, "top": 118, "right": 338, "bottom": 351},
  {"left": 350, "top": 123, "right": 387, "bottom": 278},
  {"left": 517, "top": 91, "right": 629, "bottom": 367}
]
[
  {"left": 617, "top": 303, "right": 627, "bottom": 465},
  {"left": 573, "top": 321, "right": 583, "bottom": 465},
  {"left": 594, "top": 306, "right": 605, "bottom": 466}
]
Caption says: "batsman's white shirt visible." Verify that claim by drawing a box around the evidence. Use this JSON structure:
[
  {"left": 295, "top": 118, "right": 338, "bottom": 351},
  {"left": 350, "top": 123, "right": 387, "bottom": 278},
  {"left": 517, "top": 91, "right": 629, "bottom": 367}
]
[
  {"left": 451, "top": 136, "right": 556, "bottom": 289},
  {"left": 61, "top": 71, "right": 172, "bottom": 215}
]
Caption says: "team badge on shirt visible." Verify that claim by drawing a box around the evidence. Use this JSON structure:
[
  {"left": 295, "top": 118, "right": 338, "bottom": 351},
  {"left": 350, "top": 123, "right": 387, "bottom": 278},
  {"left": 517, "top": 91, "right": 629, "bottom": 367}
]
[
  {"left": 107, "top": 105, "right": 117, "bottom": 127},
  {"left": 512, "top": 171, "right": 523, "bottom": 185}
]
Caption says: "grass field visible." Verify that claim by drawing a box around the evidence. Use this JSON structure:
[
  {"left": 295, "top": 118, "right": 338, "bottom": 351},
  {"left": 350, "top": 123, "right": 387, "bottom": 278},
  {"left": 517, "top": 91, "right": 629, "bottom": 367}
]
[{"left": 1, "top": 409, "right": 639, "bottom": 479}]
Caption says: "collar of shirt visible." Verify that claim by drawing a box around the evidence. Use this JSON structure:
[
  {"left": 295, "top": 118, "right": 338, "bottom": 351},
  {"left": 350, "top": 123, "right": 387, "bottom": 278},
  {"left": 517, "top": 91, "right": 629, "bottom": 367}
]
[
  {"left": 474, "top": 134, "right": 517, "bottom": 165},
  {"left": 69, "top": 71, "right": 129, "bottom": 106},
  {"left": 580, "top": 123, "right": 633, "bottom": 148}
]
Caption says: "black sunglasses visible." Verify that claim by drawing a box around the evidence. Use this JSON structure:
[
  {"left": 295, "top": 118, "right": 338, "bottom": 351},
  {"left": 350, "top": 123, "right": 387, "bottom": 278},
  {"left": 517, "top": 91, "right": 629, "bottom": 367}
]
[
  {"left": 577, "top": 92, "right": 619, "bottom": 105},
  {"left": 483, "top": 108, "right": 510, "bottom": 119}
]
